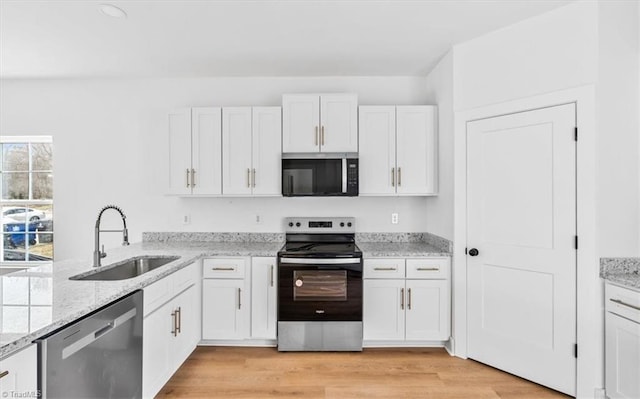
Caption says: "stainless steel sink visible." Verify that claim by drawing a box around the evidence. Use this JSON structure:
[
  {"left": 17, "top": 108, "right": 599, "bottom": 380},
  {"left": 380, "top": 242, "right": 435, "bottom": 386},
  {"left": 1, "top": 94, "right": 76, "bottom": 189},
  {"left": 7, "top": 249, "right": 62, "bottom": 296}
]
[{"left": 70, "top": 255, "right": 180, "bottom": 281}]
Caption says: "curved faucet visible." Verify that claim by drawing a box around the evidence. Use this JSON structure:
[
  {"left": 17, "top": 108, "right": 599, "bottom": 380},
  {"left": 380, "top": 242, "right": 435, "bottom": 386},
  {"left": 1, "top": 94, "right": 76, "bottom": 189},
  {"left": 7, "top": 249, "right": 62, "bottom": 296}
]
[{"left": 93, "top": 205, "right": 130, "bottom": 267}]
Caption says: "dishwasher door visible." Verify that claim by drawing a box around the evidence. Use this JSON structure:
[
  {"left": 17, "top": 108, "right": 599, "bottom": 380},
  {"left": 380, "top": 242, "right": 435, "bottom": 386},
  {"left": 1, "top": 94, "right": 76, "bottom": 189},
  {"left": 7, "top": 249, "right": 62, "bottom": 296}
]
[{"left": 36, "top": 290, "right": 143, "bottom": 399}]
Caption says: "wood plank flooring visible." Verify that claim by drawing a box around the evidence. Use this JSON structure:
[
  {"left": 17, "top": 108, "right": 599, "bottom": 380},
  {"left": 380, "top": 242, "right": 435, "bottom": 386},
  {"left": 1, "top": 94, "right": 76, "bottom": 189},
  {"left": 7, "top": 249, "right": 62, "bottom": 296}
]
[{"left": 157, "top": 347, "right": 571, "bottom": 399}]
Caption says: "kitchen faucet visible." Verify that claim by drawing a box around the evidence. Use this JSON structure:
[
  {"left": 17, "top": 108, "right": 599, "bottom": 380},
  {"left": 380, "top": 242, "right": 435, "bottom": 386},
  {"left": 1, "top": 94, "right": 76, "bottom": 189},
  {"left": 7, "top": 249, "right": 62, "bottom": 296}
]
[{"left": 93, "top": 205, "right": 130, "bottom": 267}]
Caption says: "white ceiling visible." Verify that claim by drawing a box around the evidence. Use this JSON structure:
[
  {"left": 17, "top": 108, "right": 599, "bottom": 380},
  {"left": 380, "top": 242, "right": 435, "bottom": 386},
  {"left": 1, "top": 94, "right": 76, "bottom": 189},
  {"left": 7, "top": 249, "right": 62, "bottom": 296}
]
[{"left": 0, "top": 0, "right": 572, "bottom": 79}]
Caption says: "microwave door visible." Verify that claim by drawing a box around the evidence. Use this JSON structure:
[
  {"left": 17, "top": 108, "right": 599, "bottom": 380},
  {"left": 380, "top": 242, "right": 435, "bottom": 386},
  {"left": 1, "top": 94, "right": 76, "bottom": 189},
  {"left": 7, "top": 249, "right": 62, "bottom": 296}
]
[{"left": 283, "top": 169, "right": 314, "bottom": 195}]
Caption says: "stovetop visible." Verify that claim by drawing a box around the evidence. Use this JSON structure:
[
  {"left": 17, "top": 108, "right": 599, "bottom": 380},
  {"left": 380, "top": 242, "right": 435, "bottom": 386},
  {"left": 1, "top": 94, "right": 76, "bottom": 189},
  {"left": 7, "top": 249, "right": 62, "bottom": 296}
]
[{"left": 278, "top": 241, "right": 362, "bottom": 258}]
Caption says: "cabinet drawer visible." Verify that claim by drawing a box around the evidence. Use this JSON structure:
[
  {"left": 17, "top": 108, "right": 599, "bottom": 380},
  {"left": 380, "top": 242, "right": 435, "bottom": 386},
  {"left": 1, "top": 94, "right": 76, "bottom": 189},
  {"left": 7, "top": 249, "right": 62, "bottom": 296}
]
[
  {"left": 606, "top": 283, "right": 640, "bottom": 323},
  {"left": 406, "top": 258, "right": 450, "bottom": 279},
  {"left": 364, "top": 259, "right": 405, "bottom": 279},
  {"left": 144, "top": 275, "right": 173, "bottom": 316},
  {"left": 173, "top": 261, "right": 198, "bottom": 294},
  {"left": 203, "top": 258, "right": 246, "bottom": 279}
]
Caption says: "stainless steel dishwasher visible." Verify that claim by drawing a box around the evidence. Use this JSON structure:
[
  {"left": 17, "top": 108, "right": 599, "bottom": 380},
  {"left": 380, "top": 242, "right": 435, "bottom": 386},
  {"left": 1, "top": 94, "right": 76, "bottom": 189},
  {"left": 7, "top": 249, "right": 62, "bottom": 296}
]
[{"left": 36, "top": 290, "right": 143, "bottom": 399}]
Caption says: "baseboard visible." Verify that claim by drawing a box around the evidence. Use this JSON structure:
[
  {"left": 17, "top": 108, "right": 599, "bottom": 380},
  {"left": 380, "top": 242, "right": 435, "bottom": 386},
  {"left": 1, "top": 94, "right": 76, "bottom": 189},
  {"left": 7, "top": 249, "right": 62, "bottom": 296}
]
[
  {"left": 363, "top": 340, "right": 447, "bottom": 348},
  {"left": 199, "top": 339, "right": 277, "bottom": 347}
]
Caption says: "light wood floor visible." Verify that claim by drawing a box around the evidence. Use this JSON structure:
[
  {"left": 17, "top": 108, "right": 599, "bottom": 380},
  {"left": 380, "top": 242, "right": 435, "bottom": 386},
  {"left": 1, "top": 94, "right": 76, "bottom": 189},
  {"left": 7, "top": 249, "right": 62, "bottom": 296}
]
[{"left": 157, "top": 347, "right": 571, "bottom": 399}]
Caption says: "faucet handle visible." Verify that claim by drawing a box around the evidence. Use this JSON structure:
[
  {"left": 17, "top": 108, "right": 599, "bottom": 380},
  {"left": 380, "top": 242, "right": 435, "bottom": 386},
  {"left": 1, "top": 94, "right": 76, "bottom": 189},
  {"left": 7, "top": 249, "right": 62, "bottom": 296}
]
[{"left": 100, "top": 245, "right": 107, "bottom": 259}]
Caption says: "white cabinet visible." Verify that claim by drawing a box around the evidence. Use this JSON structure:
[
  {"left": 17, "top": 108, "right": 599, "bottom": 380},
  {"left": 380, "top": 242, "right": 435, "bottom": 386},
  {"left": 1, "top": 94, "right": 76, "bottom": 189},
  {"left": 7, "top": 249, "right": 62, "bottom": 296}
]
[
  {"left": 202, "top": 258, "right": 251, "bottom": 340},
  {"left": 359, "top": 105, "right": 437, "bottom": 196},
  {"left": 222, "top": 107, "right": 281, "bottom": 196},
  {"left": 168, "top": 107, "right": 222, "bottom": 195},
  {"left": 143, "top": 262, "right": 201, "bottom": 399},
  {"left": 0, "top": 345, "right": 37, "bottom": 399},
  {"left": 363, "top": 257, "right": 450, "bottom": 345},
  {"left": 605, "top": 283, "right": 640, "bottom": 399},
  {"left": 282, "top": 93, "right": 357, "bottom": 153},
  {"left": 250, "top": 257, "right": 277, "bottom": 339}
]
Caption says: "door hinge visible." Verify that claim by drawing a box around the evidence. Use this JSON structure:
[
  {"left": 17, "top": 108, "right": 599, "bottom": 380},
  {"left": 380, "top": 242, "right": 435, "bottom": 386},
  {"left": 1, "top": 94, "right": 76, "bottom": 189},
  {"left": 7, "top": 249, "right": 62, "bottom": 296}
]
[
  {"left": 574, "top": 343, "right": 578, "bottom": 358},
  {"left": 574, "top": 127, "right": 578, "bottom": 141},
  {"left": 465, "top": 247, "right": 468, "bottom": 255},
  {"left": 574, "top": 235, "right": 578, "bottom": 250}
]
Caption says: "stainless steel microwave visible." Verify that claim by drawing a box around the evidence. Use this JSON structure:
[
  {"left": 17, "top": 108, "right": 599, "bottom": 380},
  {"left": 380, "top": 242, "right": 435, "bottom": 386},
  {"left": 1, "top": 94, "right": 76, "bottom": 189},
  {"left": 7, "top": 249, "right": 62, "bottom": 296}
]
[{"left": 282, "top": 153, "right": 358, "bottom": 197}]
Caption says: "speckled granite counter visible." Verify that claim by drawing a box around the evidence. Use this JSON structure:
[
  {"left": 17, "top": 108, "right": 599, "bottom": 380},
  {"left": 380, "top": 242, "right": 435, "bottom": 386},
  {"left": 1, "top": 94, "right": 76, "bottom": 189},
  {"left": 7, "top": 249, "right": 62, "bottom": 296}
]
[
  {"left": 0, "top": 238, "right": 283, "bottom": 358},
  {"left": 600, "top": 258, "right": 640, "bottom": 291},
  {"left": 356, "top": 232, "right": 452, "bottom": 257}
]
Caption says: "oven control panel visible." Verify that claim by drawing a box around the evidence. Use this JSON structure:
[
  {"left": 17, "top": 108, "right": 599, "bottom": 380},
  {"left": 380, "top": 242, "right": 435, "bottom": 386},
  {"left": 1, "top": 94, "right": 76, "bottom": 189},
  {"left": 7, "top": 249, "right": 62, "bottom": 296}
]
[{"left": 284, "top": 217, "right": 355, "bottom": 234}]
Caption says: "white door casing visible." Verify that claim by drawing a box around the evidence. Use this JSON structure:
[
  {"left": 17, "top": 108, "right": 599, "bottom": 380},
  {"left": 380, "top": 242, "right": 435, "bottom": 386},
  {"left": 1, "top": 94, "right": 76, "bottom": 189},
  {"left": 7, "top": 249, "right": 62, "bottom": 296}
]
[{"left": 467, "top": 103, "right": 576, "bottom": 396}]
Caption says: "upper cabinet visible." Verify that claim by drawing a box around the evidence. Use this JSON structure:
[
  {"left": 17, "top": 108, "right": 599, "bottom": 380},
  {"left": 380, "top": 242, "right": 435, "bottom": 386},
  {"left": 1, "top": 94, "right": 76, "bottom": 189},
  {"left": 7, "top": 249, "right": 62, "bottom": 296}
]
[
  {"left": 222, "top": 107, "right": 282, "bottom": 196},
  {"left": 359, "top": 105, "right": 438, "bottom": 196},
  {"left": 168, "top": 107, "right": 222, "bottom": 195},
  {"left": 282, "top": 94, "right": 358, "bottom": 153}
]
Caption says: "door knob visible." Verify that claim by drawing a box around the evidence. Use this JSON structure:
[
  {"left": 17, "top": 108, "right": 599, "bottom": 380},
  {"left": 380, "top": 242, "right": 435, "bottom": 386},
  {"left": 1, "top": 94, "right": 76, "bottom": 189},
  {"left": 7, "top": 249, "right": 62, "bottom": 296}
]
[{"left": 468, "top": 248, "right": 479, "bottom": 256}]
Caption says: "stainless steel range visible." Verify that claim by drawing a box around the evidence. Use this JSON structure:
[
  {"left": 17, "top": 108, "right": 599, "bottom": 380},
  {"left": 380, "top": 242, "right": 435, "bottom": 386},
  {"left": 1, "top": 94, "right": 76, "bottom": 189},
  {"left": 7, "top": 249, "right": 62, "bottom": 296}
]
[{"left": 277, "top": 217, "right": 363, "bottom": 351}]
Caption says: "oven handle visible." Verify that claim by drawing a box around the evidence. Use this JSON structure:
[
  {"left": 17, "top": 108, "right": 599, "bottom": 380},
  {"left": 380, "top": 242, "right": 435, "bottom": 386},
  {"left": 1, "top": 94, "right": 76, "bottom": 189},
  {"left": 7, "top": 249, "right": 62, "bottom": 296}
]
[{"left": 279, "top": 257, "right": 361, "bottom": 265}]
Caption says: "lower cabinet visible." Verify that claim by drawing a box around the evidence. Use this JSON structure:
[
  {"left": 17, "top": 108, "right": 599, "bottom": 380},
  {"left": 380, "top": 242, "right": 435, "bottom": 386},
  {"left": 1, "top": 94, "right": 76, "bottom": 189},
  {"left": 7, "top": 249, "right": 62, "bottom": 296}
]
[
  {"left": 0, "top": 344, "right": 37, "bottom": 398},
  {"left": 143, "top": 262, "right": 201, "bottom": 399},
  {"left": 250, "top": 257, "right": 278, "bottom": 340},
  {"left": 605, "top": 282, "right": 640, "bottom": 399},
  {"left": 363, "top": 257, "right": 450, "bottom": 345}
]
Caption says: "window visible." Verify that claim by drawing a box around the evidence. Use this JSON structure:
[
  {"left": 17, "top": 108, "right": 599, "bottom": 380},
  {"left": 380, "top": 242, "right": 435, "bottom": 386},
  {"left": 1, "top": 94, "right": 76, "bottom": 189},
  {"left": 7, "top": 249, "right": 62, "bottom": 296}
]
[{"left": 1, "top": 136, "right": 53, "bottom": 263}]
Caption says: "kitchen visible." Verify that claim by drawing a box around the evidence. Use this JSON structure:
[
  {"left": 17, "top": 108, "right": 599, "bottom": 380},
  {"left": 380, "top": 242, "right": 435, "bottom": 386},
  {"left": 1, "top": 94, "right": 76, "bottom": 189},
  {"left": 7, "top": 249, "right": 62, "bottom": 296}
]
[{"left": 1, "top": 1, "right": 639, "bottom": 398}]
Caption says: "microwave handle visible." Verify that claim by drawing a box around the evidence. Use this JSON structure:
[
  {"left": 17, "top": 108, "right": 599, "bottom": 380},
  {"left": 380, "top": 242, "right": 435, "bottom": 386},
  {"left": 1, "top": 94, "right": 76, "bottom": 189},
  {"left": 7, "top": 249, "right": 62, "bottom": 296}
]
[{"left": 342, "top": 158, "right": 347, "bottom": 193}]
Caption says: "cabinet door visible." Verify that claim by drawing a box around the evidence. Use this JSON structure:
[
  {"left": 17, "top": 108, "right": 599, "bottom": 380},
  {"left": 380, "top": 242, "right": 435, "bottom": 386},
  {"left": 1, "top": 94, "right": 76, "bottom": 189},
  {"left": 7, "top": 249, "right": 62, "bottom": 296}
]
[
  {"left": 222, "top": 107, "right": 253, "bottom": 195},
  {"left": 168, "top": 109, "right": 192, "bottom": 195},
  {"left": 202, "top": 279, "right": 249, "bottom": 340},
  {"left": 143, "top": 301, "right": 174, "bottom": 399},
  {"left": 396, "top": 106, "right": 437, "bottom": 195},
  {"left": 172, "top": 285, "right": 200, "bottom": 373},
  {"left": 606, "top": 312, "right": 640, "bottom": 399},
  {"left": 0, "top": 345, "right": 37, "bottom": 398},
  {"left": 358, "top": 106, "right": 397, "bottom": 195},
  {"left": 405, "top": 279, "right": 450, "bottom": 341},
  {"left": 282, "top": 94, "right": 320, "bottom": 153},
  {"left": 320, "top": 94, "right": 358, "bottom": 153},
  {"left": 192, "top": 107, "right": 222, "bottom": 195},
  {"left": 363, "top": 279, "right": 405, "bottom": 341},
  {"left": 250, "top": 257, "right": 278, "bottom": 339},
  {"left": 252, "top": 107, "right": 282, "bottom": 196}
]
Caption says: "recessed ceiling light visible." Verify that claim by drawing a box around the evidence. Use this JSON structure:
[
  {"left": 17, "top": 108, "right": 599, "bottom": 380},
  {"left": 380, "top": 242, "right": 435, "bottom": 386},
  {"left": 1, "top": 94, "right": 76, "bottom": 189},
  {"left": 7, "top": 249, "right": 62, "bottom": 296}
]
[{"left": 99, "top": 4, "right": 127, "bottom": 19}]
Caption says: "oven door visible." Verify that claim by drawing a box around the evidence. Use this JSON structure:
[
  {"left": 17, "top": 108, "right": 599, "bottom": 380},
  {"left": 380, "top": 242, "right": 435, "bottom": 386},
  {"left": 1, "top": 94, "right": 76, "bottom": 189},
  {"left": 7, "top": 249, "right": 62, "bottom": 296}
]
[{"left": 278, "top": 257, "right": 362, "bottom": 321}]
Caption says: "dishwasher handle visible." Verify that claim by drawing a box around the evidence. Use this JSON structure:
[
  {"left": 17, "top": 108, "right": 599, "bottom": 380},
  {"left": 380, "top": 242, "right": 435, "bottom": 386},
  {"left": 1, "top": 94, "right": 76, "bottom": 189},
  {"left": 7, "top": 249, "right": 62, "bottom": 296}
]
[{"left": 61, "top": 307, "right": 138, "bottom": 360}]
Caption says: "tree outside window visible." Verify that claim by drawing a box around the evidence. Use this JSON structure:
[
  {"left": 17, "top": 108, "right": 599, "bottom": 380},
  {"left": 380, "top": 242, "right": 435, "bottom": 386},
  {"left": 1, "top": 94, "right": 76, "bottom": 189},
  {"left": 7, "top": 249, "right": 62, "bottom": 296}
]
[{"left": 1, "top": 137, "right": 53, "bottom": 263}]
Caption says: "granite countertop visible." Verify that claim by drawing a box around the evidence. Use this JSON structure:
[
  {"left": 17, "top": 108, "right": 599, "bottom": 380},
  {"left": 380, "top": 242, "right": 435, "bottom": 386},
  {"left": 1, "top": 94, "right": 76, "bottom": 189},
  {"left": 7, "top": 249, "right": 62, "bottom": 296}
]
[
  {"left": 600, "top": 257, "right": 640, "bottom": 291},
  {"left": 1, "top": 232, "right": 451, "bottom": 358}
]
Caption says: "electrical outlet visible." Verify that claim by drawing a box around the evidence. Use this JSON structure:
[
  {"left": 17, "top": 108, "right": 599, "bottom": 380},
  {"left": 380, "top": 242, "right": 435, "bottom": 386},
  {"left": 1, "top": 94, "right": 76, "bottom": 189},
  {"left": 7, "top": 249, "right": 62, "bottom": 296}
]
[
  {"left": 391, "top": 213, "right": 399, "bottom": 224},
  {"left": 255, "top": 214, "right": 262, "bottom": 224},
  {"left": 183, "top": 214, "right": 191, "bottom": 225}
]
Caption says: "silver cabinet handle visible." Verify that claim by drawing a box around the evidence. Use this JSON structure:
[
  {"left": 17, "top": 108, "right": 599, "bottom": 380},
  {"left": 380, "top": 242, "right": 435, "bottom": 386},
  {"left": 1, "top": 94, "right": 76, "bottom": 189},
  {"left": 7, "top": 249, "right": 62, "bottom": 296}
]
[
  {"left": 238, "top": 288, "right": 242, "bottom": 310},
  {"left": 186, "top": 169, "right": 190, "bottom": 188},
  {"left": 212, "top": 267, "right": 235, "bottom": 271},
  {"left": 391, "top": 168, "right": 395, "bottom": 187},
  {"left": 0, "top": 370, "right": 8, "bottom": 379},
  {"left": 407, "top": 288, "right": 412, "bottom": 310},
  {"left": 270, "top": 265, "right": 274, "bottom": 287},
  {"left": 374, "top": 267, "right": 396, "bottom": 271},
  {"left": 398, "top": 167, "right": 402, "bottom": 186},
  {"left": 252, "top": 168, "right": 256, "bottom": 188},
  {"left": 176, "top": 307, "right": 182, "bottom": 334},
  {"left": 247, "top": 168, "right": 251, "bottom": 188},
  {"left": 321, "top": 126, "right": 325, "bottom": 145},
  {"left": 417, "top": 267, "right": 439, "bottom": 271},
  {"left": 610, "top": 298, "right": 640, "bottom": 312},
  {"left": 400, "top": 288, "right": 405, "bottom": 310},
  {"left": 171, "top": 309, "right": 178, "bottom": 337},
  {"left": 315, "top": 126, "right": 319, "bottom": 146},
  {"left": 191, "top": 168, "right": 196, "bottom": 187}
]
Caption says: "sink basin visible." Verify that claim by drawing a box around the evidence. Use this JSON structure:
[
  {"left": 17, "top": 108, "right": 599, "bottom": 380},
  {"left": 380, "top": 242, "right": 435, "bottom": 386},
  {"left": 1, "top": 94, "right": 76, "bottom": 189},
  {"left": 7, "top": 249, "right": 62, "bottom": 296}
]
[{"left": 70, "top": 255, "right": 180, "bottom": 281}]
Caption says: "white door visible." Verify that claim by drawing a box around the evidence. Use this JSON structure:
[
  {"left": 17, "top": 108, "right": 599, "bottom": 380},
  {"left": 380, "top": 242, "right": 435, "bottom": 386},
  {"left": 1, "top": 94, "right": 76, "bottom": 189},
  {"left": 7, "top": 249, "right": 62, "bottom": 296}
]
[
  {"left": 167, "top": 109, "right": 192, "bottom": 195},
  {"left": 222, "top": 107, "right": 252, "bottom": 195},
  {"left": 202, "top": 279, "right": 248, "bottom": 340},
  {"left": 250, "top": 257, "right": 277, "bottom": 339},
  {"left": 363, "top": 279, "right": 405, "bottom": 341},
  {"left": 172, "top": 285, "right": 199, "bottom": 370},
  {"left": 142, "top": 301, "right": 173, "bottom": 398},
  {"left": 358, "top": 106, "right": 397, "bottom": 195},
  {"left": 467, "top": 104, "right": 576, "bottom": 395},
  {"left": 282, "top": 94, "right": 320, "bottom": 153},
  {"left": 396, "top": 106, "right": 437, "bottom": 195},
  {"left": 319, "top": 94, "right": 358, "bottom": 153},
  {"left": 192, "top": 107, "right": 222, "bottom": 195},
  {"left": 405, "top": 279, "right": 450, "bottom": 341},
  {"left": 252, "top": 107, "right": 282, "bottom": 196}
]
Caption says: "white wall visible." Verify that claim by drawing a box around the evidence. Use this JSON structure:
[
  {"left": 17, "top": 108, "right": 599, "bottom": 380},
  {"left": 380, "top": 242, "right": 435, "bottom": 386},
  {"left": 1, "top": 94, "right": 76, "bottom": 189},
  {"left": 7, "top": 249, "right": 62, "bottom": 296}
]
[
  {"left": 424, "top": 51, "right": 454, "bottom": 241},
  {"left": 0, "top": 76, "right": 430, "bottom": 261}
]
